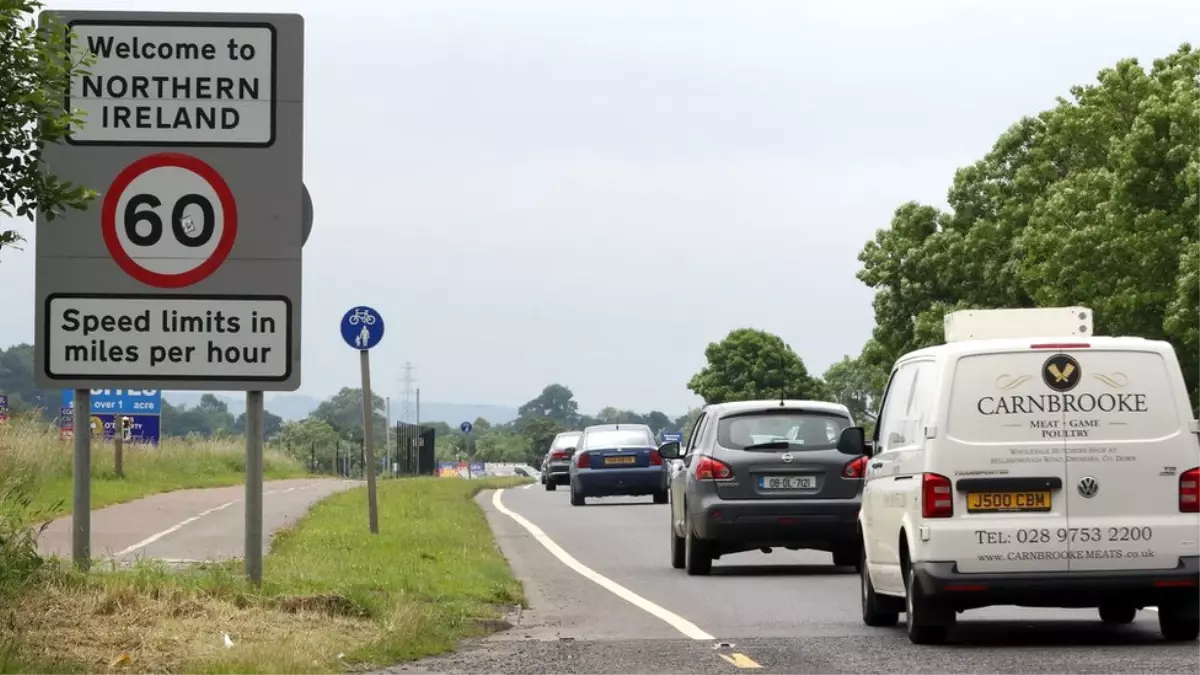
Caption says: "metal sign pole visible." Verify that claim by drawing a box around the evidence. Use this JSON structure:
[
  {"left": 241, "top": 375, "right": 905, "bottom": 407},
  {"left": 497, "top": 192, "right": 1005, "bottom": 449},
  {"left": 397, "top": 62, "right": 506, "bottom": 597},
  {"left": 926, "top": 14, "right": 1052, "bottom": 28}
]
[
  {"left": 361, "top": 350, "right": 380, "bottom": 534},
  {"left": 245, "top": 391, "right": 265, "bottom": 583},
  {"left": 72, "top": 389, "right": 91, "bottom": 570}
]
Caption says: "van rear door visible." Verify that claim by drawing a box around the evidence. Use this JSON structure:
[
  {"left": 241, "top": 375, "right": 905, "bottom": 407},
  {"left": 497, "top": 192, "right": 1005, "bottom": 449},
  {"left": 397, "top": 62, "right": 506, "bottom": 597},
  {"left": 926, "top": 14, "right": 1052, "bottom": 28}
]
[
  {"left": 1057, "top": 344, "right": 1200, "bottom": 572},
  {"left": 942, "top": 350, "right": 1068, "bottom": 574}
]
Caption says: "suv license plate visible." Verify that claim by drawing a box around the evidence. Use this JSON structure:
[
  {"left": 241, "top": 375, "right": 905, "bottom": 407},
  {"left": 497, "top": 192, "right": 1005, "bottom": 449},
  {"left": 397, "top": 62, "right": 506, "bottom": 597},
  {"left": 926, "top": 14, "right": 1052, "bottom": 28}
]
[{"left": 759, "top": 476, "right": 815, "bottom": 490}]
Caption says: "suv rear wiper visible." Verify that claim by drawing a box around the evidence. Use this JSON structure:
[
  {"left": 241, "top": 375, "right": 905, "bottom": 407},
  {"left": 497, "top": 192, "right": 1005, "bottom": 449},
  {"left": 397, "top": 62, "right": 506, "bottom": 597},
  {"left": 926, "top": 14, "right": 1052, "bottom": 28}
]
[{"left": 741, "top": 440, "right": 794, "bottom": 451}]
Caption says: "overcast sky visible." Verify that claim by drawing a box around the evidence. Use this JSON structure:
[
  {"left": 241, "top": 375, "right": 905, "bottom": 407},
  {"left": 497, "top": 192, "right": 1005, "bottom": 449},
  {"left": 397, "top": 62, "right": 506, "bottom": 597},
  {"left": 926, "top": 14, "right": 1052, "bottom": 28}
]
[{"left": 2, "top": 0, "right": 1196, "bottom": 415}]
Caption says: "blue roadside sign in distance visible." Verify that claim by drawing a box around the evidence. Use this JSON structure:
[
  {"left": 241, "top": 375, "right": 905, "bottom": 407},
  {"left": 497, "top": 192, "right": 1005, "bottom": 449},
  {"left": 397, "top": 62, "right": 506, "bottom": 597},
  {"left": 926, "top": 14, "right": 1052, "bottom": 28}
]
[
  {"left": 340, "top": 306, "right": 385, "bottom": 350},
  {"left": 61, "top": 389, "right": 162, "bottom": 415},
  {"left": 460, "top": 421, "right": 473, "bottom": 434}
]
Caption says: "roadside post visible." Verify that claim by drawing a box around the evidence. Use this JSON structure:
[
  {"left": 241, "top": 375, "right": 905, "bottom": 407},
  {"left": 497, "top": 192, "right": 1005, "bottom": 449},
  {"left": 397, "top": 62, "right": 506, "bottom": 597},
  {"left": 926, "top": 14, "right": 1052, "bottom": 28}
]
[
  {"left": 33, "top": 11, "right": 306, "bottom": 580},
  {"left": 460, "top": 421, "right": 473, "bottom": 477},
  {"left": 340, "top": 306, "right": 385, "bottom": 534},
  {"left": 114, "top": 415, "right": 130, "bottom": 477}
]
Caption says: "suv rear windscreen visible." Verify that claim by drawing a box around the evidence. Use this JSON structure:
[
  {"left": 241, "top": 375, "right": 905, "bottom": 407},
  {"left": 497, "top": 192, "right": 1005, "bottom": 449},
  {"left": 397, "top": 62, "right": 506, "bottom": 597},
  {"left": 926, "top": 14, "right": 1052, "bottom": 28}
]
[
  {"left": 717, "top": 412, "right": 850, "bottom": 450},
  {"left": 550, "top": 434, "right": 580, "bottom": 450},
  {"left": 584, "top": 429, "right": 653, "bottom": 449}
]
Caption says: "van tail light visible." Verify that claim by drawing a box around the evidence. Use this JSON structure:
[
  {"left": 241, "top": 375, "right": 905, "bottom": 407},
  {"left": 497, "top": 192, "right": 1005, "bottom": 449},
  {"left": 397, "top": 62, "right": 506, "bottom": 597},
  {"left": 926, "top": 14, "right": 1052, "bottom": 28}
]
[
  {"left": 842, "top": 455, "right": 868, "bottom": 479},
  {"left": 649, "top": 449, "right": 663, "bottom": 466},
  {"left": 576, "top": 452, "right": 590, "bottom": 469},
  {"left": 922, "top": 473, "right": 953, "bottom": 518},
  {"left": 1180, "top": 467, "right": 1199, "bottom": 513},
  {"left": 695, "top": 456, "right": 734, "bottom": 481},
  {"left": 1029, "top": 343, "right": 1091, "bottom": 349}
]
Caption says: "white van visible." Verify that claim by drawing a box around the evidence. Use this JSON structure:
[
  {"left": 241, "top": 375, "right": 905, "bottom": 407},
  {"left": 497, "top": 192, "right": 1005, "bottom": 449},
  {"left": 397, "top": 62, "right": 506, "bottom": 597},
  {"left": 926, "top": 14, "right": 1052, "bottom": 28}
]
[{"left": 847, "top": 307, "right": 1200, "bottom": 644}]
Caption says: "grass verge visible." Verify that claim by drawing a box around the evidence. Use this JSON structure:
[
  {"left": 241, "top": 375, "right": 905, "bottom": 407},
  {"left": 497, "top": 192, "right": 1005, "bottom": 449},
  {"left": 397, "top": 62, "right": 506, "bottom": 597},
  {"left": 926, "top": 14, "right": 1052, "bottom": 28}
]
[
  {"left": 4, "top": 476, "right": 531, "bottom": 674},
  {"left": 0, "top": 415, "right": 307, "bottom": 519}
]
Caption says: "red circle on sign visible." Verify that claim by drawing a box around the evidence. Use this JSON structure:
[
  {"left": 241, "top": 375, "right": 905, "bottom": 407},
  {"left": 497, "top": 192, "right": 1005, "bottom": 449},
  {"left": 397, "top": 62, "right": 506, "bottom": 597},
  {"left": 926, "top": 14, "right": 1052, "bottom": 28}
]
[{"left": 101, "top": 152, "right": 238, "bottom": 288}]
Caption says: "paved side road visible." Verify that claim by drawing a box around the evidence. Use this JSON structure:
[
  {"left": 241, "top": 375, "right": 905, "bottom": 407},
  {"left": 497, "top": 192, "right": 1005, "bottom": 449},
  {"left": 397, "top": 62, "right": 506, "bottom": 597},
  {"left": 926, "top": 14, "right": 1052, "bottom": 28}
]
[
  {"left": 38, "top": 478, "right": 360, "bottom": 563},
  {"left": 389, "top": 483, "right": 1200, "bottom": 675}
]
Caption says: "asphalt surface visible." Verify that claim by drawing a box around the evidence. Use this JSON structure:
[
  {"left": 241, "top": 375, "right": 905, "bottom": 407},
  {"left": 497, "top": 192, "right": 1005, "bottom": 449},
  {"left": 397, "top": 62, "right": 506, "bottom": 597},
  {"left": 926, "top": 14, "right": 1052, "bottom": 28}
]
[
  {"left": 37, "top": 477, "right": 360, "bottom": 564},
  {"left": 390, "top": 483, "right": 1200, "bottom": 675}
]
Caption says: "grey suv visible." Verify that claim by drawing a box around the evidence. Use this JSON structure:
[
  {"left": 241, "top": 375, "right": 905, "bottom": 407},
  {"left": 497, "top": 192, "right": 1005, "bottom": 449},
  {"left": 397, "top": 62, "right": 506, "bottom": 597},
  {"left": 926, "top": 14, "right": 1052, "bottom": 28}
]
[
  {"left": 542, "top": 431, "right": 581, "bottom": 491},
  {"left": 658, "top": 400, "right": 866, "bottom": 575}
]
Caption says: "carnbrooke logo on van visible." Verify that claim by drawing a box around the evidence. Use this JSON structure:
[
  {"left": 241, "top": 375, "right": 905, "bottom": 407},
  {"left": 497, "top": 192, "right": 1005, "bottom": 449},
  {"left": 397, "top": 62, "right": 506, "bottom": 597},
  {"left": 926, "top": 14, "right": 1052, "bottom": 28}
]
[{"left": 976, "top": 354, "right": 1149, "bottom": 416}]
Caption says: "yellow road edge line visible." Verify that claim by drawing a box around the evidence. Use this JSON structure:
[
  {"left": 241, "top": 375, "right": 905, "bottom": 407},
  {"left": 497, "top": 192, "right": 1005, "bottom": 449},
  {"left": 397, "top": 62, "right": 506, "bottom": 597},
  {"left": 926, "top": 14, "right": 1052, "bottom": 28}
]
[{"left": 718, "top": 653, "right": 762, "bottom": 669}]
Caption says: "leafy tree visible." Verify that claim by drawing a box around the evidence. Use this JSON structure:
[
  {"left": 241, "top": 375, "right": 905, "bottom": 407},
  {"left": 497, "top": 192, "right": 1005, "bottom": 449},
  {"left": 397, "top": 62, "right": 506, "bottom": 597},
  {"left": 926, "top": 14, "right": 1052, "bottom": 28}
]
[
  {"left": 512, "top": 414, "right": 566, "bottom": 463},
  {"left": 857, "top": 44, "right": 1200, "bottom": 408},
  {"left": 518, "top": 384, "right": 579, "bottom": 426},
  {"left": 687, "top": 328, "right": 826, "bottom": 405},
  {"left": 232, "top": 409, "right": 283, "bottom": 438},
  {"left": 278, "top": 417, "right": 339, "bottom": 467},
  {"left": 822, "top": 344, "right": 889, "bottom": 423},
  {"left": 0, "top": 344, "right": 56, "bottom": 417},
  {"left": 309, "top": 387, "right": 387, "bottom": 442},
  {"left": 475, "top": 429, "right": 532, "bottom": 462},
  {"left": 1, "top": 1, "right": 98, "bottom": 252}
]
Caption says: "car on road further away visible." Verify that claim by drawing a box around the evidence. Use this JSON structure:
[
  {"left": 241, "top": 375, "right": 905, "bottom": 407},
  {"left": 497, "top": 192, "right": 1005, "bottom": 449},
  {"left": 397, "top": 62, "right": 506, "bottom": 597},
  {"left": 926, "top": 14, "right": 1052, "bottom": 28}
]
[
  {"left": 568, "top": 424, "right": 668, "bottom": 506},
  {"left": 542, "top": 431, "right": 582, "bottom": 491},
  {"left": 658, "top": 400, "right": 864, "bottom": 576}
]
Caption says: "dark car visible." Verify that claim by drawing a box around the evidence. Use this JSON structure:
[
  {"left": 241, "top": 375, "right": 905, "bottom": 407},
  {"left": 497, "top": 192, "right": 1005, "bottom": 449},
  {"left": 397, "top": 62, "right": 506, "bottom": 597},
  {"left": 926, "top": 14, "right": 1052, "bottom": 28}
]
[
  {"left": 542, "top": 431, "right": 582, "bottom": 491},
  {"left": 567, "top": 424, "right": 668, "bottom": 506},
  {"left": 659, "top": 400, "right": 865, "bottom": 575}
]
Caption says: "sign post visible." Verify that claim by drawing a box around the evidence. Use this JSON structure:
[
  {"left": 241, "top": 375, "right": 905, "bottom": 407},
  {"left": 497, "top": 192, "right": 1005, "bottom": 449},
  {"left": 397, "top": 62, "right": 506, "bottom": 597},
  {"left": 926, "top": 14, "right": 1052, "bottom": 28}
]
[
  {"left": 460, "top": 421, "right": 473, "bottom": 477},
  {"left": 341, "top": 306, "right": 385, "bottom": 534},
  {"left": 34, "top": 11, "right": 305, "bottom": 580}
]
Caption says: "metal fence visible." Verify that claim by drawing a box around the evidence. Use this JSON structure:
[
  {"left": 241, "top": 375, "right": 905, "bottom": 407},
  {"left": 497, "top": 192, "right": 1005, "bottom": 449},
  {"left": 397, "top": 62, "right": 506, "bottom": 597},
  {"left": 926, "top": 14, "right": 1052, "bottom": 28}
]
[{"left": 394, "top": 422, "right": 436, "bottom": 476}]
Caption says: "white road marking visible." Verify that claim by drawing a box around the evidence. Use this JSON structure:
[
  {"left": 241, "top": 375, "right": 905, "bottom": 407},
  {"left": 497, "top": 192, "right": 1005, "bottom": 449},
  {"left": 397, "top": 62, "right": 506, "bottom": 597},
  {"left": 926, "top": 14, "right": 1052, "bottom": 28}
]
[
  {"left": 523, "top": 483, "right": 535, "bottom": 490},
  {"left": 492, "top": 488, "right": 715, "bottom": 640},
  {"left": 114, "top": 500, "right": 238, "bottom": 556}
]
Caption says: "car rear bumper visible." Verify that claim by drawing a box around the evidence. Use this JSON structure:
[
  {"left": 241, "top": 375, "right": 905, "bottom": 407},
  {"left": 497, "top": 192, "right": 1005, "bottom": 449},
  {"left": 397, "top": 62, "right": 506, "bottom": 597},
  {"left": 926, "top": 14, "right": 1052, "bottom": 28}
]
[
  {"left": 545, "top": 462, "right": 571, "bottom": 483},
  {"left": 575, "top": 467, "right": 666, "bottom": 496},
  {"left": 912, "top": 556, "right": 1200, "bottom": 610},
  {"left": 692, "top": 496, "right": 859, "bottom": 547}
]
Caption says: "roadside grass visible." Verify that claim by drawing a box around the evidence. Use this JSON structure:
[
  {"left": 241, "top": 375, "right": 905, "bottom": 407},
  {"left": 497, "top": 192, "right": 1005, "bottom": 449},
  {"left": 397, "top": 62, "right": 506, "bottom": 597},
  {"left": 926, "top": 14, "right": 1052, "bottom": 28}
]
[
  {"left": 5, "top": 476, "right": 531, "bottom": 674},
  {"left": 0, "top": 415, "right": 307, "bottom": 519}
]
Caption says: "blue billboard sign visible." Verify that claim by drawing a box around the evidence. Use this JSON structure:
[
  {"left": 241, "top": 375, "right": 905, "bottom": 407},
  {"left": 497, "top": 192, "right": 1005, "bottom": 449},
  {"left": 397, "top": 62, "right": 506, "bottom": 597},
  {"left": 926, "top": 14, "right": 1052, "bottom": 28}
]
[
  {"left": 660, "top": 431, "right": 683, "bottom": 444},
  {"left": 89, "top": 414, "right": 161, "bottom": 444},
  {"left": 61, "top": 389, "right": 162, "bottom": 415}
]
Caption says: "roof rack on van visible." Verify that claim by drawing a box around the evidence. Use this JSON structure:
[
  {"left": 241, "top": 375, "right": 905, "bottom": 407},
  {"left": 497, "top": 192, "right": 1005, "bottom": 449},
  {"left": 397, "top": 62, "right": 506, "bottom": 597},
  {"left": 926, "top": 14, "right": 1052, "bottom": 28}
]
[{"left": 943, "top": 307, "right": 1093, "bottom": 343}]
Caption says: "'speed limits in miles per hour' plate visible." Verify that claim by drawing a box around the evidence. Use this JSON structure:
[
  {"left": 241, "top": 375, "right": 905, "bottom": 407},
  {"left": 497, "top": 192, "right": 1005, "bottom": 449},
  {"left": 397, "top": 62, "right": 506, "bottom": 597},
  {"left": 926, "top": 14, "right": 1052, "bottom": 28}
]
[{"left": 101, "top": 152, "right": 238, "bottom": 289}]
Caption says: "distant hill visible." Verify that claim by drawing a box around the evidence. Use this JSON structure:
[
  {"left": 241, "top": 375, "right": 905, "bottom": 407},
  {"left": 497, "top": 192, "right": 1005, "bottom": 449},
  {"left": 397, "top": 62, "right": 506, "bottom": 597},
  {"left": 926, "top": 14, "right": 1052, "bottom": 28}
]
[{"left": 161, "top": 391, "right": 518, "bottom": 425}]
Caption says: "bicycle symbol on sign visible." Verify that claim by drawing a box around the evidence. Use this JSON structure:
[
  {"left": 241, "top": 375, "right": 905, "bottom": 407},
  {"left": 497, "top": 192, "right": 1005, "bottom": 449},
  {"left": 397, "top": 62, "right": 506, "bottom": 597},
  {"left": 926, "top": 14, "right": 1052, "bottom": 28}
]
[{"left": 348, "top": 308, "right": 377, "bottom": 326}]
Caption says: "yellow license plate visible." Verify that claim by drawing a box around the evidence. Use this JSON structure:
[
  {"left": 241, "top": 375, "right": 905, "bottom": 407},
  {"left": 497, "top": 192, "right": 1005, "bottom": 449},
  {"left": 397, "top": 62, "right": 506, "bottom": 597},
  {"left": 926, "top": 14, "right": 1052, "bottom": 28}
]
[
  {"left": 605, "top": 456, "right": 635, "bottom": 465},
  {"left": 967, "top": 491, "right": 1051, "bottom": 512}
]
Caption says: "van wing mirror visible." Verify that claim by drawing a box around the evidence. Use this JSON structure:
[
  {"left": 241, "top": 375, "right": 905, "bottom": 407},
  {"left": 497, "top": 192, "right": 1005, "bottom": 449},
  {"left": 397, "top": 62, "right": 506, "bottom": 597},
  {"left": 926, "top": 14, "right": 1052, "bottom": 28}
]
[
  {"left": 657, "top": 441, "right": 682, "bottom": 460},
  {"left": 837, "top": 427, "right": 867, "bottom": 456}
]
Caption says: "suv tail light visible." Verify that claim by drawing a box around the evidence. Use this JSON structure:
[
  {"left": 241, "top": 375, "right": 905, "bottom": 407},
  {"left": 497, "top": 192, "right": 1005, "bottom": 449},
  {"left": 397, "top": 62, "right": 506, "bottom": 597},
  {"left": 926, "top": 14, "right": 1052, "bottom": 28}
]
[
  {"left": 922, "top": 473, "right": 953, "bottom": 518},
  {"left": 576, "top": 452, "right": 590, "bottom": 469},
  {"left": 649, "top": 449, "right": 663, "bottom": 466},
  {"left": 695, "top": 456, "right": 733, "bottom": 481},
  {"left": 1180, "top": 467, "right": 1199, "bottom": 513},
  {"left": 842, "top": 455, "right": 868, "bottom": 479},
  {"left": 550, "top": 450, "right": 568, "bottom": 461}
]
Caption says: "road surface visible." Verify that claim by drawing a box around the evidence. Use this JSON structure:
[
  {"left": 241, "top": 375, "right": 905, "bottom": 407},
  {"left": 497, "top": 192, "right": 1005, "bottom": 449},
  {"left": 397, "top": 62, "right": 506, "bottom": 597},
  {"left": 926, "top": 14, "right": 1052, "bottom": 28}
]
[
  {"left": 38, "top": 478, "right": 360, "bottom": 564},
  {"left": 389, "top": 483, "right": 1200, "bottom": 675}
]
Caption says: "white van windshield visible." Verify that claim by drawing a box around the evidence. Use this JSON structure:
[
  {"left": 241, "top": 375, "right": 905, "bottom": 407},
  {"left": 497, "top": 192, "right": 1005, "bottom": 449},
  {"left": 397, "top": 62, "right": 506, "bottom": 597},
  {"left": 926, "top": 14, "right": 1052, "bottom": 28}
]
[{"left": 947, "top": 349, "right": 1182, "bottom": 444}]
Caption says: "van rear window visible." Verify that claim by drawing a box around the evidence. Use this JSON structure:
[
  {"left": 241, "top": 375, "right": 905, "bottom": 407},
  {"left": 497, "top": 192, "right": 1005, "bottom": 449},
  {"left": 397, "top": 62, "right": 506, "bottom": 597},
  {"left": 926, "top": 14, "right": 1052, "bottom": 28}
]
[{"left": 947, "top": 350, "right": 1182, "bottom": 444}]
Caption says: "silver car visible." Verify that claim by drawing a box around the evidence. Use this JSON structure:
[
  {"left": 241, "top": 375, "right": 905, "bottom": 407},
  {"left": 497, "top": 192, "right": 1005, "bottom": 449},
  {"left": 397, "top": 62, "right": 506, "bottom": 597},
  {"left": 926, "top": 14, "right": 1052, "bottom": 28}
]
[
  {"left": 542, "top": 431, "right": 582, "bottom": 491},
  {"left": 658, "top": 400, "right": 867, "bottom": 575}
]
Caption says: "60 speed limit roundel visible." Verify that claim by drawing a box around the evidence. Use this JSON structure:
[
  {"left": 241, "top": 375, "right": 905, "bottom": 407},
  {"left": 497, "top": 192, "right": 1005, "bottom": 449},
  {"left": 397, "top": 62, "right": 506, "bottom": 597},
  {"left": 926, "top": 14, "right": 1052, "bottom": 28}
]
[{"left": 101, "top": 153, "right": 238, "bottom": 288}]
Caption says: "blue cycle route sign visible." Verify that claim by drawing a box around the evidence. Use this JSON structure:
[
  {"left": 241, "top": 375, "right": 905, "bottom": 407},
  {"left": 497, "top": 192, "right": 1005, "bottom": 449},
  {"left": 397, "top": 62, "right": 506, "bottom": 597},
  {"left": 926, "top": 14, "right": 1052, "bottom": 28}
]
[
  {"left": 340, "top": 306, "right": 385, "bottom": 350},
  {"left": 460, "top": 421, "right": 473, "bottom": 434}
]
